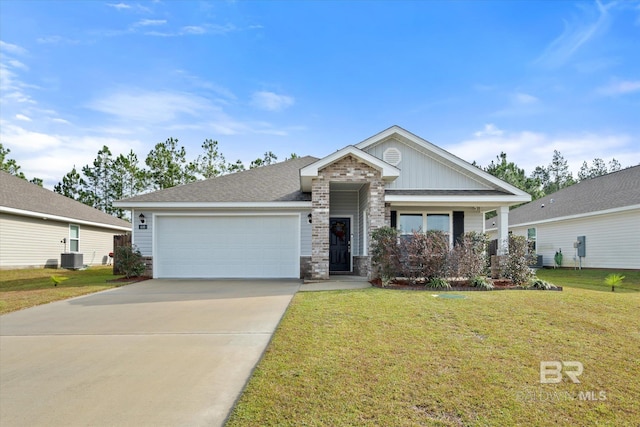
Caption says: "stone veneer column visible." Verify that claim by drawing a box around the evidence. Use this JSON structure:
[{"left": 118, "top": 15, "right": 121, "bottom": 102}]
[{"left": 311, "top": 176, "right": 330, "bottom": 279}]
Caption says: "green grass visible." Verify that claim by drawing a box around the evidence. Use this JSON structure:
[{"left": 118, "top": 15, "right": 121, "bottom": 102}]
[
  {"left": 227, "top": 286, "right": 640, "bottom": 426},
  {"left": 536, "top": 268, "right": 640, "bottom": 293},
  {"left": 0, "top": 266, "right": 136, "bottom": 314}
]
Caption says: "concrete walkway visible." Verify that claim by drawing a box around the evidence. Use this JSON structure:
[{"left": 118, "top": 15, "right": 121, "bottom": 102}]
[
  {"left": 0, "top": 279, "right": 300, "bottom": 427},
  {"left": 300, "top": 275, "right": 372, "bottom": 291}
]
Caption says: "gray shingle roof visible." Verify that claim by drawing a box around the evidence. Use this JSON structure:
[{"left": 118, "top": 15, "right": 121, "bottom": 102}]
[
  {"left": 492, "top": 165, "right": 640, "bottom": 227},
  {"left": 0, "top": 170, "right": 131, "bottom": 229},
  {"left": 118, "top": 156, "right": 319, "bottom": 203}
]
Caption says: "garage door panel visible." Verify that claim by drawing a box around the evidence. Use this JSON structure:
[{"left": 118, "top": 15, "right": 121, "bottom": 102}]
[{"left": 155, "top": 216, "right": 299, "bottom": 278}]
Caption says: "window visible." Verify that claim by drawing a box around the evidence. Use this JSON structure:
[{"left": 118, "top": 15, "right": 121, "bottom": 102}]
[
  {"left": 69, "top": 225, "right": 80, "bottom": 252},
  {"left": 427, "top": 214, "right": 450, "bottom": 233},
  {"left": 399, "top": 213, "right": 451, "bottom": 235},
  {"left": 399, "top": 214, "right": 423, "bottom": 234},
  {"left": 527, "top": 227, "right": 536, "bottom": 252}
]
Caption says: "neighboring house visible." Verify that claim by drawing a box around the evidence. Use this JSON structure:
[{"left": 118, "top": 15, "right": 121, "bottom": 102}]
[
  {"left": 485, "top": 165, "right": 640, "bottom": 270},
  {"left": 0, "top": 170, "right": 131, "bottom": 269},
  {"left": 114, "top": 126, "right": 530, "bottom": 280}
]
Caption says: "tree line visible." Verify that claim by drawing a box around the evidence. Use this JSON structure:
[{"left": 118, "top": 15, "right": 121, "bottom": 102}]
[
  {"left": 0, "top": 139, "right": 633, "bottom": 221},
  {"left": 0, "top": 139, "right": 295, "bottom": 220},
  {"left": 478, "top": 150, "right": 624, "bottom": 202}
]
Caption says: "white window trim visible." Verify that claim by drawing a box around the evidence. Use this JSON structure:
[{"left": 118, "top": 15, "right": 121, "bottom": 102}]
[{"left": 69, "top": 224, "right": 80, "bottom": 253}]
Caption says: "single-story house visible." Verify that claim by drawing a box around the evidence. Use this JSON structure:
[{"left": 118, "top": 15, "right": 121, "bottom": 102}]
[
  {"left": 0, "top": 170, "right": 131, "bottom": 269},
  {"left": 114, "top": 126, "right": 531, "bottom": 280},
  {"left": 485, "top": 165, "right": 640, "bottom": 270}
]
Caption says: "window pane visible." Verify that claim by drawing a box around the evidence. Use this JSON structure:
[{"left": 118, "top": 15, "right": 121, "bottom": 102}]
[
  {"left": 70, "top": 225, "right": 79, "bottom": 239},
  {"left": 399, "top": 214, "right": 422, "bottom": 234},
  {"left": 527, "top": 228, "right": 536, "bottom": 240},
  {"left": 70, "top": 240, "right": 79, "bottom": 252},
  {"left": 427, "top": 214, "right": 449, "bottom": 232}
]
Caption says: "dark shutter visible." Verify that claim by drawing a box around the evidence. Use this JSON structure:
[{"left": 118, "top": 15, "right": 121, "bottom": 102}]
[
  {"left": 453, "top": 211, "right": 464, "bottom": 246},
  {"left": 390, "top": 210, "right": 397, "bottom": 228}
]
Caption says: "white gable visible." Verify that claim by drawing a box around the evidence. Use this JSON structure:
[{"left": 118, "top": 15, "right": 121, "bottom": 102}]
[
  {"left": 364, "top": 137, "right": 491, "bottom": 190},
  {"left": 357, "top": 126, "right": 529, "bottom": 196}
]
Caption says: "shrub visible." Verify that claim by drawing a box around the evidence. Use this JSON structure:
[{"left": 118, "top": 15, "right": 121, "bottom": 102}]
[
  {"left": 449, "top": 231, "right": 489, "bottom": 279},
  {"left": 115, "top": 245, "right": 146, "bottom": 279},
  {"left": 470, "top": 275, "right": 494, "bottom": 290},
  {"left": 426, "top": 277, "right": 451, "bottom": 289},
  {"left": 399, "top": 230, "right": 449, "bottom": 282},
  {"left": 528, "top": 278, "right": 558, "bottom": 290},
  {"left": 370, "top": 227, "right": 401, "bottom": 285},
  {"left": 500, "top": 235, "right": 535, "bottom": 285}
]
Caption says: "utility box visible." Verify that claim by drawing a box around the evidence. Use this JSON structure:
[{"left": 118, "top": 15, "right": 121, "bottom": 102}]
[
  {"left": 61, "top": 253, "right": 83, "bottom": 269},
  {"left": 577, "top": 236, "right": 586, "bottom": 258}
]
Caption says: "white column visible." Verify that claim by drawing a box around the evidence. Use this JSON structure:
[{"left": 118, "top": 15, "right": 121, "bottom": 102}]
[{"left": 497, "top": 205, "right": 509, "bottom": 255}]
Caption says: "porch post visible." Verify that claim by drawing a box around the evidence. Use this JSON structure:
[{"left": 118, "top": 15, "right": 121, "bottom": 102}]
[
  {"left": 311, "top": 177, "right": 330, "bottom": 280},
  {"left": 366, "top": 179, "right": 386, "bottom": 278},
  {"left": 497, "top": 205, "right": 509, "bottom": 255}
]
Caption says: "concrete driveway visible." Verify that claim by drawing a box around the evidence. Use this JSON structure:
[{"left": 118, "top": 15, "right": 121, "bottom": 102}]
[{"left": 0, "top": 279, "right": 300, "bottom": 427}]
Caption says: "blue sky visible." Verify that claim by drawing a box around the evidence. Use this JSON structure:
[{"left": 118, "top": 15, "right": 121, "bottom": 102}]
[{"left": 1, "top": 0, "right": 639, "bottom": 189}]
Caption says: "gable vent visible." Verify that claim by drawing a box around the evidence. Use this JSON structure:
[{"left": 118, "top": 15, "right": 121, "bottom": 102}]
[{"left": 383, "top": 147, "right": 401, "bottom": 166}]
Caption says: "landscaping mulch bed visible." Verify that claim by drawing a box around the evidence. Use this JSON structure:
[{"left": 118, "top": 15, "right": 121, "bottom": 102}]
[{"left": 370, "top": 278, "right": 562, "bottom": 291}]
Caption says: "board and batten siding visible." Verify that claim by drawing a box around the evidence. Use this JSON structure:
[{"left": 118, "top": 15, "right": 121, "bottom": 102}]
[
  {"left": 133, "top": 210, "right": 153, "bottom": 257},
  {"left": 510, "top": 208, "right": 640, "bottom": 269},
  {"left": 0, "top": 213, "right": 123, "bottom": 268},
  {"left": 364, "top": 138, "right": 490, "bottom": 190},
  {"left": 300, "top": 211, "right": 312, "bottom": 256}
]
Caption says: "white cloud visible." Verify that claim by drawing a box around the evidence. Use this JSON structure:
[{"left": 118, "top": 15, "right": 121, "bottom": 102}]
[
  {"left": 512, "top": 92, "right": 539, "bottom": 105},
  {"left": 250, "top": 91, "right": 294, "bottom": 112},
  {"left": 134, "top": 19, "right": 166, "bottom": 27},
  {"left": 448, "top": 125, "right": 637, "bottom": 176},
  {"left": 182, "top": 26, "right": 207, "bottom": 35},
  {"left": 36, "top": 35, "right": 80, "bottom": 45},
  {"left": 15, "top": 114, "right": 31, "bottom": 121},
  {"left": 535, "top": 1, "right": 614, "bottom": 67},
  {"left": 0, "top": 40, "right": 27, "bottom": 55},
  {"left": 87, "top": 89, "right": 215, "bottom": 123},
  {"left": 597, "top": 80, "right": 640, "bottom": 96},
  {"left": 107, "top": 3, "right": 131, "bottom": 10},
  {"left": 474, "top": 123, "right": 504, "bottom": 137}
]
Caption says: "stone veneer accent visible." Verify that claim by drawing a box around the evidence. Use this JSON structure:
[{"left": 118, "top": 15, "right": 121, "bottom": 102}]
[
  {"left": 299, "top": 256, "right": 312, "bottom": 279},
  {"left": 353, "top": 256, "right": 370, "bottom": 277},
  {"left": 311, "top": 155, "right": 386, "bottom": 280},
  {"left": 142, "top": 256, "right": 153, "bottom": 277}
]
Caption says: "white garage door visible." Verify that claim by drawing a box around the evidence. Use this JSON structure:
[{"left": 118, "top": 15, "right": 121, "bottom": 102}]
[{"left": 155, "top": 215, "right": 300, "bottom": 278}]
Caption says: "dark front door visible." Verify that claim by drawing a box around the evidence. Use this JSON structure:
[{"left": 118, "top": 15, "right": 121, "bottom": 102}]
[{"left": 329, "top": 218, "right": 351, "bottom": 272}]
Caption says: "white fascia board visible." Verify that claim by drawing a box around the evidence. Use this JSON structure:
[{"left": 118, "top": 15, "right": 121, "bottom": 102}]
[
  {"left": 510, "top": 204, "right": 640, "bottom": 229},
  {"left": 300, "top": 145, "right": 400, "bottom": 191},
  {"left": 356, "top": 126, "right": 530, "bottom": 198},
  {"left": 385, "top": 194, "right": 531, "bottom": 205},
  {"left": 113, "top": 201, "right": 312, "bottom": 209},
  {"left": 0, "top": 206, "right": 131, "bottom": 232}
]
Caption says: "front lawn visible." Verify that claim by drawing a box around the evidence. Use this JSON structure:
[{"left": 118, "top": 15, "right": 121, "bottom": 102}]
[
  {"left": 227, "top": 286, "right": 640, "bottom": 426},
  {"left": 0, "top": 266, "right": 137, "bottom": 314}
]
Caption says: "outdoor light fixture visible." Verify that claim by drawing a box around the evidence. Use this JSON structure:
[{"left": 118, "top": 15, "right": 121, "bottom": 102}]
[{"left": 139, "top": 213, "right": 145, "bottom": 224}]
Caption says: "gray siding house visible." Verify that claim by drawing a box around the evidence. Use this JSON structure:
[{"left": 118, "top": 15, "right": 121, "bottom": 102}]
[
  {"left": 115, "top": 126, "right": 530, "bottom": 279},
  {"left": 0, "top": 171, "right": 131, "bottom": 269},
  {"left": 486, "top": 165, "right": 640, "bottom": 270}
]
